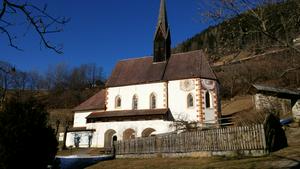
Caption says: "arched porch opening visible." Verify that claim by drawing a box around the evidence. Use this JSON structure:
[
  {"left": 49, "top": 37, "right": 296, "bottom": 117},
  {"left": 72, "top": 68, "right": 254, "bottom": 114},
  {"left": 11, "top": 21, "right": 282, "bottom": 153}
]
[
  {"left": 123, "top": 128, "right": 136, "bottom": 140},
  {"left": 104, "top": 129, "right": 117, "bottom": 148},
  {"left": 141, "top": 128, "right": 156, "bottom": 137}
]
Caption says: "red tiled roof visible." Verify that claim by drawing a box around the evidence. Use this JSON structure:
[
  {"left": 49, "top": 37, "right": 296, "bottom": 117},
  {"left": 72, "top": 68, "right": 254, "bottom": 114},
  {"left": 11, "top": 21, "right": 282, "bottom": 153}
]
[
  {"left": 106, "top": 50, "right": 217, "bottom": 87},
  {"left": 86, "top": 108, "right": 169, "bottom": 119},
  {"left": 73, "top": 90, "right": 106, "bottom": 111}
]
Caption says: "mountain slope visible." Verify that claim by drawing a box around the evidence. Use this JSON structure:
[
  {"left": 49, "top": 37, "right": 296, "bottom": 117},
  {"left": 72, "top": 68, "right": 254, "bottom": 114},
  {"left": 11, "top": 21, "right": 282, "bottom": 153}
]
[{"left": 173, "top": 0, "right": 300, "bottom": 62}]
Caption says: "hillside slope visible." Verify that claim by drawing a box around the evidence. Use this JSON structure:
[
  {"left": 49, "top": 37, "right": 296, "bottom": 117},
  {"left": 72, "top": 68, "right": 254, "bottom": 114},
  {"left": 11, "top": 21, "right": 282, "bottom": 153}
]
[
  {"left": 173, "top": 0, "right": 300, "bottom": 98},
  {"left": 173, "top": 0, "right": 300, "bottom": 62}
]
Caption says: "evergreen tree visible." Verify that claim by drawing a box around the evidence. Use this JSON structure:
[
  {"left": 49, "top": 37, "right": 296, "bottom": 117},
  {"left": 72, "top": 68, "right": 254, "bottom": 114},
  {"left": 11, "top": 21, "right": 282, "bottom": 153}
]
[{"left": 0, "top": 97, "right": 58, "bottom": 169}]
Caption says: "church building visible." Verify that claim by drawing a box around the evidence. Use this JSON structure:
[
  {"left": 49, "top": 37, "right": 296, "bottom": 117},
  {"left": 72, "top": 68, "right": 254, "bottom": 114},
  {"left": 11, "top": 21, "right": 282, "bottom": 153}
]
[{"left": 66, "top": 0, "right": 221, "bottom": 148}]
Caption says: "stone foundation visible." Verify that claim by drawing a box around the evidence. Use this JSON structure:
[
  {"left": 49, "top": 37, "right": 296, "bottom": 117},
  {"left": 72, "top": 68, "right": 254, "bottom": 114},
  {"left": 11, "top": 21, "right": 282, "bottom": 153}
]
[{"left": 116, "top": 150, "right": 268, "bottom": 158}]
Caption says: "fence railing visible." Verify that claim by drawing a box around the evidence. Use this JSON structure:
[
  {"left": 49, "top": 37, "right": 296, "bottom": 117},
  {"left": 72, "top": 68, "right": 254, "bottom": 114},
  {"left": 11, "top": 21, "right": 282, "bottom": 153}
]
[{"left": 114, "top": 124, "right": 266, "bottom": 155}]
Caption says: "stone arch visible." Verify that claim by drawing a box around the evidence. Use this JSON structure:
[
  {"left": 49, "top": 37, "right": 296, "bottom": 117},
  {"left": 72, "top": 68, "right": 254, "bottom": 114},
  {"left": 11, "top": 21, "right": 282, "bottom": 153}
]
[
  {"left": 123, "top": 128, "right": 136, "bottom": 140},
  {"left": 104, "top": 129, "right": 117, "bottom": 148},
  {"left": 141, "top": 128, "right": 156, "bottom": 137}
]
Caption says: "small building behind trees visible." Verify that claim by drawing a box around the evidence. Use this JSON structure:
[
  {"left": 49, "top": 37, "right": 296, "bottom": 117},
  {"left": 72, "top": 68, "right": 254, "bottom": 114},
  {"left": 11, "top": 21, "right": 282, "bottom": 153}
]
[{"left": 250, "top": 84, "right": 300, "bottom": 120}]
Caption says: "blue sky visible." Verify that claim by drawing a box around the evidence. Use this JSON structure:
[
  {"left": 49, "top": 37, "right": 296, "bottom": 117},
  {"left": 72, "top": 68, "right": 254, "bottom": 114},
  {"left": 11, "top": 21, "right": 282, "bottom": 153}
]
[{"left": 0, "top": 0, "right": 209, "bottom": 78}]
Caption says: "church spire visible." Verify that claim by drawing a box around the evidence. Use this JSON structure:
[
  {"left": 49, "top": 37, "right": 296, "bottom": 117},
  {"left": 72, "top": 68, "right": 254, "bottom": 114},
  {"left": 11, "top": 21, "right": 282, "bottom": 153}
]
[{"left": 153, "top": 0, "right": 171, "bottom": 63}]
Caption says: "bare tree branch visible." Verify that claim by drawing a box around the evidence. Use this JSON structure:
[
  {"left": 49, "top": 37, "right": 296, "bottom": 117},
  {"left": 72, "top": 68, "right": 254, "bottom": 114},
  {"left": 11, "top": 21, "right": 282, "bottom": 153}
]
[
  {"left": 0, "top": 0, "right": 69, "bottom": 54},
  {"left": 0, "top": 26, "right": 22, "bottom": 50},
  {"left": 280, "top": 67, "right": 300, "bottom": 77},
  {"left": 0, "top": 1, "right": 6, "bottom": 19}
]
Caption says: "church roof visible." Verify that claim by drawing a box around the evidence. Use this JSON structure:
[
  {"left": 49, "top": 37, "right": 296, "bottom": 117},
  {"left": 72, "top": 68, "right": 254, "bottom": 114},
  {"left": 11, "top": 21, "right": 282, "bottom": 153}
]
[
  {"left": 73, "top": 89, "right": 106, "bottom": 111},
  {"left": 86, "top": 108, "right": 169, "bottom": 121},
  {"left": 68, "top": 127, "right": 95, "bottom": 132},
  {"left": 251, "top": 84, "right": 300, "bottom": 97},
  {"left": 106, "top": 50, "right": 217, "bottom": 87}
]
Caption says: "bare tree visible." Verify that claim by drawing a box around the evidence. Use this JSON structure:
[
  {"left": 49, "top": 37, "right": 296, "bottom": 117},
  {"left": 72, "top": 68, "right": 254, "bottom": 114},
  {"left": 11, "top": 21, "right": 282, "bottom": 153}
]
[
  {"left": 0, "top": 61, "right": 15, "bottom": 104},
  {"left": 0, "top": 0, "right": 69, "bottom": 53},
  {"left": 26, "top": 70, "right": 46, "bottom": 90},
  {"left": 49, "top": 109, "right": 73, "bottom": 139},
  {"left": 169, "top": 115, "right": 199, "bottom": 132}
]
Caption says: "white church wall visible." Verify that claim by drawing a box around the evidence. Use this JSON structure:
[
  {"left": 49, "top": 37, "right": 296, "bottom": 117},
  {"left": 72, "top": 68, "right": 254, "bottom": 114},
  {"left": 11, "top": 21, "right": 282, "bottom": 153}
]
[
  {"left": 73, "top": 111, "right": 93, "bottom": 127},
  {"left": 87, "top": 120, "right": 173, "bottom": 148},
  {"left": 65, "top": 131, "right": 92, "bottom": 148},
  {"left": 73, "top": 110, "right": 105, "bottom": 127},
  {"left": 200, "top": 79, "right": 219, "bottom": 124},
  {"left": 168, "top": 78, "right": 199, "bottom": 122},
  {"left": 106, "top": 83, "right": 166, "bottom": 111},
  {"left": 292, "top": 99, "right": 300, "bottom": 121}
]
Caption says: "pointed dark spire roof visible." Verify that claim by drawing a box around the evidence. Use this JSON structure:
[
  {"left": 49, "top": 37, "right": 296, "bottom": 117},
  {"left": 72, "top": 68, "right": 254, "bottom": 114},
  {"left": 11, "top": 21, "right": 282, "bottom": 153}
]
[{"left": 155, "top": 0, "right": 169, "bottom": 38}]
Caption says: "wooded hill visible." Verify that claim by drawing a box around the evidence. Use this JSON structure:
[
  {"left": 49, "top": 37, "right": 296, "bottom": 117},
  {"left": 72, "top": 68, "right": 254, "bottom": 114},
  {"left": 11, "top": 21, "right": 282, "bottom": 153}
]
[
  {"left": 173, "top": 0, "right": 300, "bottom": 98},
  {"left": 173, "top": 0, "right": 300, "bottom": 60}
]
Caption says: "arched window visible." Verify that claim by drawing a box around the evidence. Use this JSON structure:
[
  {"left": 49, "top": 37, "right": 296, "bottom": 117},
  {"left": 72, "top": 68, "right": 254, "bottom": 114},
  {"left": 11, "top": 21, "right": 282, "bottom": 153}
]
[
  {"left": 115, "top": 95, "right": 121, "bottom": 108},
  {"left": 132, "top": 95, "right": 138, "bottom": 110},
  {"left": 205, "top": 91, "right": 211, "bottom": 108},
  {"left": 187, "top": 93, "right": 194, "bottom": 108},
  {"left": 150, "top": 93, "right": 156, "bottom": 109}
]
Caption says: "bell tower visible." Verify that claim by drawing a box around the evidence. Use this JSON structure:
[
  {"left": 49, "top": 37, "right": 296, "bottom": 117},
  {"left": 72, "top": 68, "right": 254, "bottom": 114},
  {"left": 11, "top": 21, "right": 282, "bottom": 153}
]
[{"left": 153, "top": 0, "right": 171, "bottom": 63}]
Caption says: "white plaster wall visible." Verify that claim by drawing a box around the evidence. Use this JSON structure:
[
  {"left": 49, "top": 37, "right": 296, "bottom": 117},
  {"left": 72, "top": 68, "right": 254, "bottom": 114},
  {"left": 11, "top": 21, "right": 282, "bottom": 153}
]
[
  {"left": 292, "top": 99, "right": 300, "bottom": 120},
  {"left": 168, "top": 78, "right": 198, "bottom": 121},
  {"left": 66, "top": 131, "right": 91, "bottom": 148},
  {"left": 107, "top": 83, "right": 166, "bottom": 111},
  {"left": 202, "top": 89, "right": 217, "bottom": 123},
  {"left": 66, "top": 132, "right": 73, "bottom": 147},
  {"left": 86, "top": 120, "right": 173, "bottom": 148},
  {"left": 73, "top": 111, "right": 93, "bottom": 127},
  {"left": 254, "top": 94, "right": 292, "bottom": 117}
]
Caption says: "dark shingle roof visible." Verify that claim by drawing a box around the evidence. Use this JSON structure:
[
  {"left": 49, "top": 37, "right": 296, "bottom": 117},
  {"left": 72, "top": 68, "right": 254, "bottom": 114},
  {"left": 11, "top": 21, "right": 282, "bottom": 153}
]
[
  {"left": 106, "top": 57, "right": 167, "bottom": 87},
  {"left": 106, "top": 50, "right": 217, "bottom": 87},
  {"left": 68, "top": 127, "right": 95, "bottom": 132},
  {"left": 73, "top": 90, "right": 106, "bottom": 111},
  {"left": 163, "top": 50, "right": 217, "bottom": 81},
  {"left": 252, "top": 84, "right": 300, "bottom": 96},
  {"left": 86, "top": 108, "right": 169, "bottom": 119}
]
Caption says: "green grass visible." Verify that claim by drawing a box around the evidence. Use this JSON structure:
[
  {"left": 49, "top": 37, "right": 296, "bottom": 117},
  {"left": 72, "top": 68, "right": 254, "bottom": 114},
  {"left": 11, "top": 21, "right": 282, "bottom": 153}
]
[{"left": 86, "top": 128, "right": 300, "bottom": 169}]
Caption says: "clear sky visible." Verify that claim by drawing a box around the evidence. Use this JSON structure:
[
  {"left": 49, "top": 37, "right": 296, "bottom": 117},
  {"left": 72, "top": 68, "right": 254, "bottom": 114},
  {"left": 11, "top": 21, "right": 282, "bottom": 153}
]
[{"left": 0, "top": 0, "right": 209, "bottom": 78}]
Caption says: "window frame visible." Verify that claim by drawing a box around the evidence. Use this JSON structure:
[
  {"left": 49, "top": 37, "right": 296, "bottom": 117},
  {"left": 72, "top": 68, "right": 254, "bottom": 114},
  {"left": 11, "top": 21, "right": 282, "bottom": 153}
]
[
  {"left": 187, "top": 93, "right": 194, "bottom": 108},
  {"left": 115, "top": 95, "right": 122, "bottom": 109},
  {"left": 205, "top": 91, "right": 212, "bottom": 109},
  {"left": 150, "top": 93, "right": 157, "bottom": 109},
  {"left": 132, "top": 94, "right": 138, "bottom": 110}
]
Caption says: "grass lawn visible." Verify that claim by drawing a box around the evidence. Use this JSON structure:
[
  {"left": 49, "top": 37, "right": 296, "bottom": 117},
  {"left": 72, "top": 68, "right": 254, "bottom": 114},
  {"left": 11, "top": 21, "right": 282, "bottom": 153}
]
[{"left": 86, "top": 128, "right": 300, "bottom": 169}]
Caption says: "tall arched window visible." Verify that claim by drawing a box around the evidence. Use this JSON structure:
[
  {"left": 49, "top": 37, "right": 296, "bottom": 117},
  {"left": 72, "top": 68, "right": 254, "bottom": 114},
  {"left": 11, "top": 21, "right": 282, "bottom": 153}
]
[
  {"left": 150, "top": 93, "right": 156, "bottom": 109},
  {"left": 115, "top": 95, "right": 121, "bottom": 108},
  {"left": 187, "top": 93, "right": 194, "bottom": 108},
  {"left": 132, "top": 95, "right": 138, "bottom": 110},
  {"left": 205, "top": 91, "right": 211, "bottom": 108}
]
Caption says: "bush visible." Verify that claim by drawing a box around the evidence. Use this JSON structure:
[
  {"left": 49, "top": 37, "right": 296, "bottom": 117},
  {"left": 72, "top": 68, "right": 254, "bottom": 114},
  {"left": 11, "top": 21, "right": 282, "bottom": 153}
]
[{"left": 0, "top": 97, "right": 58, "bottom": 169}]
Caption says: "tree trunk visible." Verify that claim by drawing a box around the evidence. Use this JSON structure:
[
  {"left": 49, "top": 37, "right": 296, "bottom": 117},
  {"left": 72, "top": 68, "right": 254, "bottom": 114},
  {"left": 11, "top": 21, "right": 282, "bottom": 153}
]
[{"left": 62, "top": 125, "right": 69, "bottom": 150}]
